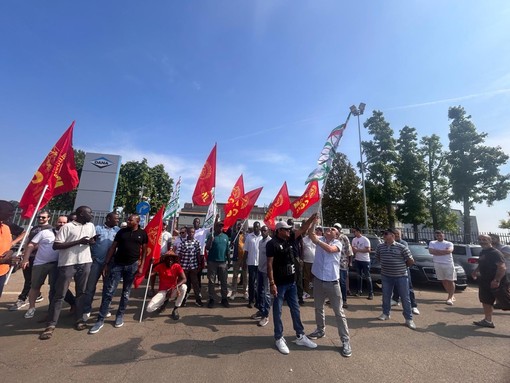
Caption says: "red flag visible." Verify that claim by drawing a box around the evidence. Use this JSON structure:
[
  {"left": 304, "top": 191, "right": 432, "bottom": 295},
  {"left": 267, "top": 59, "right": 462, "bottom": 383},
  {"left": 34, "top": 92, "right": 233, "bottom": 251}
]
[
  {"left": 192, "top": 144, "right": 217, "bottom": 206},
  {"left": 263, "top": 182, "right": 291, "bottom": 230},
  {"left": 291, "top": 180, "right": 320, "bottom": 218},
  {"left": 223, "top": 175, "right": 245, "bottom": 230},
  {"left": 19, "top": 122, "right": 80, "bottom": 218},
  {"left": 236, "top": 187, "right": 263, "bottom": 221},
  {"left": 133, "top": 205, "right": 164, "bottom": 288}
]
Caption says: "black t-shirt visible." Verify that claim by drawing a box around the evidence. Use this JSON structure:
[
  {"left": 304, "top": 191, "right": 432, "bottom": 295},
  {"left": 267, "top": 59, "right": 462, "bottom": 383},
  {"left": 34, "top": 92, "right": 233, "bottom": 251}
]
[
  {"left": 113, "top": 228, "right": 148, "bottom": 265},
  {"left": 266, "top": 236, "right": 296, "bottom": 286},
  {"left": 479, "top": 247, "right": 507, "bottom": 283}
]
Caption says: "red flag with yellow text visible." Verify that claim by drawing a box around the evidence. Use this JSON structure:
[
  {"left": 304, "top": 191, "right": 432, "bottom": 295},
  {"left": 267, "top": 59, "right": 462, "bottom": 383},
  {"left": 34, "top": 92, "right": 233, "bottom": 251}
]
[
  {"left": 223, "top": 174, "right": 245, "bottom": 230},
  {"left": 291, "top": 180, "right": 320, "bottom": 218},
  {"left": 133, "top": 205, "right": 164, "bottom": 288},
  {"left": 236, "top": 187, "right": 263, "bottom": 221},
  {"left": 192, "top": 144, "right": 217, "bottom": 206},
  {"left": 19, "top": 122, "right": 79, "bottom": 218},
  {"left": 263, "top": 182, "right": 291, "bottom": 230}
]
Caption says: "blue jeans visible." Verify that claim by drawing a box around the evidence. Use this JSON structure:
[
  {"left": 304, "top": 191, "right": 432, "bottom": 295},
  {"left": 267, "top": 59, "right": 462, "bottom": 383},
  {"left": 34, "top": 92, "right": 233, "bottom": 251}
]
[
  {"left": 392, "top": 268, "right": 417, "bottom": 308},
  {"left": 248, "top": 265, "right": 258, "bottom": 306},
  {"left": 272, "top": 282, "right": 304, "bottom": 340},
  {"left": 382, "top": 274, "right": 412, "bottom": 320},
  {"left": 97, "top": 262, "right": 138, "bottom": 321},
  {"left": 355, "top": 260, "right": 373, "bottom": 295},
  {"left": 257, "top": 270, "right": 271, "bottom": 318},
  {"left": 83, "top": 258, "right": 105, "bottom": 314},
  {"left": 339, "top": 269, "right": 348, "bottom": 303}
]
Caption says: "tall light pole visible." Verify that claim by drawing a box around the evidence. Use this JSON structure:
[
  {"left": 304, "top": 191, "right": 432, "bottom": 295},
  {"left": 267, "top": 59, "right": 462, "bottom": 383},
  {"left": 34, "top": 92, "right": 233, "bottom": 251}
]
[{"left": 350, "top": 103, "right": 368, "bottom": 232}]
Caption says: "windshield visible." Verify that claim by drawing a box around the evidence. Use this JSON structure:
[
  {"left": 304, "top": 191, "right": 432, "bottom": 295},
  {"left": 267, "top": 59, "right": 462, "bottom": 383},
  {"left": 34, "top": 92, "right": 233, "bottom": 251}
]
[{"left": 408, "top": 244, "right": 430, "bottom": 257}]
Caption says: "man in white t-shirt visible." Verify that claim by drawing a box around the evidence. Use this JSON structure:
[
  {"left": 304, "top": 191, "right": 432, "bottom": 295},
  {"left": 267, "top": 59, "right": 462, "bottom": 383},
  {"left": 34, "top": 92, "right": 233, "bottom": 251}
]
[
  {"left": 428, "top": 230, "right": 456, "bottom": 305},
  {"left": 351, "top": 227, "right": 373, "bottom": 299},
  {"left": 244, "top": 221, "right": 262, "bottom": 309},
  {"left": 302, "top": 230, "right": 317, "bottom": 298}
]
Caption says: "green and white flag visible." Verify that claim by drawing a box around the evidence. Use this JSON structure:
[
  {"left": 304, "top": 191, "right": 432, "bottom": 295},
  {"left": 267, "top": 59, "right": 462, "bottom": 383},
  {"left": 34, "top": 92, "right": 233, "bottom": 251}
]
[
  {"left": 203, "top": 190, "right": 217, "bottom": 229},
  {"left": 317, "top": 113, "right": 351, "bottom": 165},
  {"left": 163, "top": 176, "right": 181, "bottom": 220},
  {"left": 305, "top": 161, "right": 332, "bottom": 184}
]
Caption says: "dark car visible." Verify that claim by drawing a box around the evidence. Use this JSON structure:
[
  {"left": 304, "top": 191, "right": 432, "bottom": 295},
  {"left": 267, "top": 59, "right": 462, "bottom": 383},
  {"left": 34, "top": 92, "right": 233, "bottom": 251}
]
[
  {"left": 451, "top": 244, "right": 482, "bottom": 280},
  {"left": 356, "top": 241, "right": 468, "bottom": 290}
]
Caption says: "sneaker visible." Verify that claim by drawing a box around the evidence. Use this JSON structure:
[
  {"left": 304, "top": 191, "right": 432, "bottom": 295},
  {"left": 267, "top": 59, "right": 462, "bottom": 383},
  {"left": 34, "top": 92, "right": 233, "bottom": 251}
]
[
  {"left": 275, "top": 337, "right": 290, "bottom": 354},
  {"left": 251, "top": 312, "right": 263, "bottom": 320},
  {"left": 195, "top": 299, "right": 203, "bottom": 307},
  {"left": 340, "top": 341, "right": 352, "bottom": 357},
  {"left": 243, "top": 292, "right": 249, "bottom": 300},
  {"left": 390, "top": 299, "right": 400, "bottom": 307},
  {"left": 473, "top": 319, "right": 495, "bottom": 328},
  {"left": 302, "top": 292, "right": 311, "bottom": 299},
  {"left": 378, "top": 313, "right": 390, "bottom": 321},
  {"left": 227, "top": 289, "right": 232, "bottom": 298},
  {"left": 412, "top": 307, "right": 420, "bottom": 315},
  {"left": 452, "top": 296, "right": 456, "bottom": 302},
  {"left": 88, "top": 321, "right": 104, "bottom": 334},
  {"left": 114, "top": 316, "right": 124, "bottom": 328},
  {"left": 308, "top": 329, "right": 325, "bottom": 340},
  {"left": 207, "top": 299, "right": 215, "bottom": 308},
  {"left": 106, "top": 311, "right": 112, "bottom": 318},
  {"left": 258, "top": 317, "right": 269, "bottom": 327},
  {"left": 405, "top": 319, "right": 417, "bottom": 330},
  {"left": 221, "top": 299, "right": 230, "bottom": 308},
  {"left": 367, "top": 294, "right": 374, "bottom": 300},
  {"left": 9, "top": 299, "right": 28, "bottom": 311},
  {"left": 355, "top": 291, "right": 362, "bottom": 297},
  {"left": 343, "top": 302, "right": 348, "bottom": 309},
  {"left": 171, "top": 308, "right": 180, "bottom": 320},
  {"left": 445, "top": 299, "right": 453, "bottom": 306},
  {"left": 295, "top": 334, "right": 317, "bottom": 349},
  {"left": 247, "top": 302, "right": 254, "bottom": 309},
  {"left": 35, "top": 295, "right": 44, "bottom": 303},
  {"left": 229, "top": 292, "right": 237, "bottom": 301},
  {"left": 75, "top": 321, "right": 88, "bottom": 331},
  {"left": 82, "top": 312, "right": 91, "bottom": 322},
  {"left": 24, "top": 307, "right": 36, "bottom": 319}
]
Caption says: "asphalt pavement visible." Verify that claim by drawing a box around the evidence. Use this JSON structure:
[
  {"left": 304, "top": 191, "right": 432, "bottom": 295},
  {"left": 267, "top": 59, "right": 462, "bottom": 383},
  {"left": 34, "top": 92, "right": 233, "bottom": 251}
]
[{"left": 1, "top": 273, "right": 509, "bottom": 383}]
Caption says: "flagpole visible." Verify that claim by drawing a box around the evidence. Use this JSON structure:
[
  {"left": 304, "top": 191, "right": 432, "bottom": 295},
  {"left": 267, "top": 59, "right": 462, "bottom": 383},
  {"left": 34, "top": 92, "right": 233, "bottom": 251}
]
[
  {"left": 5, "top": 184, "right": 50, "bottom": 285},
  {"left": 139, "top": 260, "right": 155, "bottom": 322}
]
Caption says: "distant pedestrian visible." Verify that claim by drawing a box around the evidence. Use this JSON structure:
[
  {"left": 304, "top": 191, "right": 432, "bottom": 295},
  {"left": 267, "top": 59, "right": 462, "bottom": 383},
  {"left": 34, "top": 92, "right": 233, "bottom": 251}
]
[{"left": 428, "top": 230, "right": 456, "bottom": 305}]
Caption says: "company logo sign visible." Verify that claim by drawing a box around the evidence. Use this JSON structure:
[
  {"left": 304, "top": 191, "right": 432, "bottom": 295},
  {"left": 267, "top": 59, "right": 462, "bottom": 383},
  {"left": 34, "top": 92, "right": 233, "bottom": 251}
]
[{"left": 91, "top": 157, "right": 114, "bottom": 169}]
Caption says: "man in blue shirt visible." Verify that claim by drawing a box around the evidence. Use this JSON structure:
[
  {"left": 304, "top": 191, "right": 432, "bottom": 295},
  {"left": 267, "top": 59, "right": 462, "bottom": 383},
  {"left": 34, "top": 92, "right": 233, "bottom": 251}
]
[
  {"left": 307, "top": 219, "right": 352, "bottom": 357},
  {"left": 82, "top": 212, "right": 120, "bottom": 321}
]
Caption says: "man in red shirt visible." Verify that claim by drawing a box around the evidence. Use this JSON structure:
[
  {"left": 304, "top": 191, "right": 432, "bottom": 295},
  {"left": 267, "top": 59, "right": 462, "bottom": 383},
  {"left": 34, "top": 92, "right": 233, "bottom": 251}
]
[{"left": 146, "top": 250, "right": 187, "bottom": 320}]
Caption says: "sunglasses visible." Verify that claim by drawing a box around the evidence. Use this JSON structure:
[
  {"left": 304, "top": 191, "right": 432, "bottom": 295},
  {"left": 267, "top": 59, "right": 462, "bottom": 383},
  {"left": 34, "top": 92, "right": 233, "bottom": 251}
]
[{"left": 38, "top": 216, "right": 49, "bottom": 219}]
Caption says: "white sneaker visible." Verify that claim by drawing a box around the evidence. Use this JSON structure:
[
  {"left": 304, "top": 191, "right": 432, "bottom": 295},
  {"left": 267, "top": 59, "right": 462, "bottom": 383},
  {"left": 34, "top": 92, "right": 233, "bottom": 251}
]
[
  {"left": 243, "top": 292, "right": 249, "bottom": 300},
  {"left": 452, "top": 296, "right": 456, "bottom": 302},
  {"left": 390, "top": 299, "right": 400, "bottom": 307},
  {"left": 412, "top": 307, "right": 420, "bottom": 315},
  {"left": 24, "top": 307, "right": 36, "bottom": 319},
  {"left": 302, "top": 292, "right": 311, "bottom": 299},
  {"left": 378, "top": 313, "right": 390, "bottom": 321},
  {"left": 276, "top": 337, "right": 290, "bottom": 354},
  {"left": 9, "top": 299, "right": 28, "bottom": 311},
  {"left": 83, "top": 312, "right": 91, "bottom": 322},
  {"left": 295, "top": 334, "right": 317, "bottom": 349},
  {"left": 258, "top": 317, "right": 269, "bottom": 327},
  {"left": 227, "top": 289, "right": 232, "bottom": 298},
  {"left": 106, "top": 311, "right": 112, "bottom": 318},
  {"left": 405, "top": 319, "right": 417, "bottom": 330},
  {"left": 229, "top": 292, "right": 237, "bottom": 301},
  {"left": 446, "top": 299, "right": 453, "bottom": 306}
]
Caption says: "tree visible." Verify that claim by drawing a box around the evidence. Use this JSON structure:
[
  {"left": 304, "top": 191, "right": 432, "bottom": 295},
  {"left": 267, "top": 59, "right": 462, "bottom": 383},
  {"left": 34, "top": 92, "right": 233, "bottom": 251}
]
[
  {"left": 420, "top": 135, "right": 458, "bottom": 231},
  {"left": 362, "top": 110, "right": 400, "bottom": 228},
  {"left": 448, "top": 106, "right": 510, "bottom": 241},
  {"left": 395, "top": 126, "right": 428, "bottom": 239},
  {"left": 47, "top": 149, "right": 86, "bottom": 211},
  {"left": 322, "top": 153, "right": 364, "bottom": 227},
  {"left": 499, "top": 212, "right": 510, "bottom": 230},
  {"left": 114, "top": 159, "right": 172, "bottom": 215}
]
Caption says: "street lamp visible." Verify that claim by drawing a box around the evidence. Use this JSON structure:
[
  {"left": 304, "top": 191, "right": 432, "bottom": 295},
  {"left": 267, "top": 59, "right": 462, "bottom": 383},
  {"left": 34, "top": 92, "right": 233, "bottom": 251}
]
[{"left": 350, "top": 103, "right": 369, "bottom": 232}]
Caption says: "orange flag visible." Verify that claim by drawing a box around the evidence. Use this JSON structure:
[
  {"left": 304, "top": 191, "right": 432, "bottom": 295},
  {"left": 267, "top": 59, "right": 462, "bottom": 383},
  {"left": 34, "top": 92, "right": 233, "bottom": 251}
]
[
  {"left": 19, "top": 122, "right": 79, "bottom": 218},
  {"left": 291, "top": 180, "right": 320, "bottom": 218},
  {"left": 192, "top": 144, "right": 217, "bottom": 206},
  {"left": 264, "top": 182, "right": 291, "bottom": 230},
  {"left": 223, "top": 175, "right": 245, "bottom": 230},
  {"left": 134, "top": 205, "right": 164, "bottom": 288},
  {"left": 237, "top": 187, "right": 263, "bottom": 221}
]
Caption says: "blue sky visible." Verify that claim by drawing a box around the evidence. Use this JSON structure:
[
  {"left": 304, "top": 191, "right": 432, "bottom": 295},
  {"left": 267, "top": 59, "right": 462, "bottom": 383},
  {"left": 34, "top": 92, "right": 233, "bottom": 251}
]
[{"left": 1, "top": 1, "right": 509, "bottom": 232}]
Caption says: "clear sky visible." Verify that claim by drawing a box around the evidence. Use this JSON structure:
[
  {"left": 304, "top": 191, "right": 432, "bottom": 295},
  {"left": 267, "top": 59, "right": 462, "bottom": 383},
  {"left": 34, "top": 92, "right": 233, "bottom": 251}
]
[{"left": 1, "top": 1, "right": 509, "bottom": 232}]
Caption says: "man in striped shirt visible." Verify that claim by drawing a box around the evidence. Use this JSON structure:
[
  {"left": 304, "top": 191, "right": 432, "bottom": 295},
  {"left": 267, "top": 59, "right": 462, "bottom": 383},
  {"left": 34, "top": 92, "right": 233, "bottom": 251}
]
[{"left": 376, "top": 228, "right": 416, "bottom": 330}]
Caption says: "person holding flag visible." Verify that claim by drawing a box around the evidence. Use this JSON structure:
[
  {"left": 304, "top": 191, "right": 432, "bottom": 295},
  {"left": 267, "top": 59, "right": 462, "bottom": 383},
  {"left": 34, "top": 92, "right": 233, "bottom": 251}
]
[{"left": 89, "top": 214, "right": 148, "bottom": 334}]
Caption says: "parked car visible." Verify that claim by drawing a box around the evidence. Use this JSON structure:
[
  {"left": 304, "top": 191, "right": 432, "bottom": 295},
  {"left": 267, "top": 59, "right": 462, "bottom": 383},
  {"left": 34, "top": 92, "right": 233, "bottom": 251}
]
[{"left": 451, "top": 244, "right": 482, "bottom": 280}]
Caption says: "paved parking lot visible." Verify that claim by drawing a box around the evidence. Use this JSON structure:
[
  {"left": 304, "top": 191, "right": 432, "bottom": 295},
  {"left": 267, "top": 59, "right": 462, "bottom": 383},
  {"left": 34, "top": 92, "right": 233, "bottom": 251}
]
[{"left": 1, "top": 273, "right": 509, "bottom": 383}]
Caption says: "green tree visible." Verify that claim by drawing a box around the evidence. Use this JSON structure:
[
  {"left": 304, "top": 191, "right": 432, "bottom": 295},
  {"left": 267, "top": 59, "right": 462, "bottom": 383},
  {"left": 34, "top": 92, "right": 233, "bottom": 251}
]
[
  {"left": 47, "top": 149, "right": 86, "bottom": 211},
  {"left": 114, "top": 159, "right": 172, "bottom": 215},
  {"left": 362, "top": 110, "right": 400, "bottom": 228},
  {"left": 322, "top": 153, "right": 364, "bottom": 227},
  {"left": 448, "top": 106, "right": 510, "bottom": 241},
  {"left": 395, "top": 126, "right": 428, "bottom": 239},
  {"left": 420, "top": 135, "right": 458, "bottom": 231},
  {"left": 499, "top": 212, "right": 510, "bottom": 229}
]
